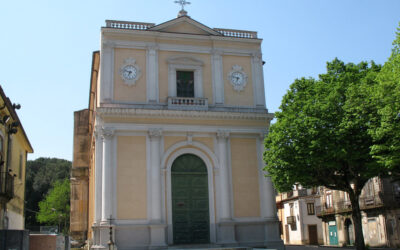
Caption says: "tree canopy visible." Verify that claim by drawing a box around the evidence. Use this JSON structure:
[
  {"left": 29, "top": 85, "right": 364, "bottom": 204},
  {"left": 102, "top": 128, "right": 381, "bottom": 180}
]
[
  {"left": 369, "top": 26, "right": 400, "bottom": 173},
  {"left": 264, "top": 58, "right": 384, "bottom": 250},
  {"left": 25, "top": 157, "right": 71, "bottom": 228},
  {"left": 36, "top": 178, "right": 70, "bottom": 234}
]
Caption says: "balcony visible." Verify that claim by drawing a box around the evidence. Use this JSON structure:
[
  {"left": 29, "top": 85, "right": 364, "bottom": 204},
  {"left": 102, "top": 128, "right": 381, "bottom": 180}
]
[
  {"left": 286, "top": 215, "right": 296, "bottom": 224},
  {"left": 167, "top": 97, "right": 208, "bottom": 111},
  {"left": 0, "top": 171, "right": 14, "bottom": 202},
  {"left": 281, "top": 189, "right": 308, "bottom": 200}
]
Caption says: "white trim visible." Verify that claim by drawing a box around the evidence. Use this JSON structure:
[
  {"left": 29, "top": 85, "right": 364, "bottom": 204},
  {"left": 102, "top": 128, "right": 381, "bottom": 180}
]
[
  {"left": 211, "top": 51, "right": 224, "bottom": 104},
  {"left": 146, "top": 136, "right": 152, "bottom": 222},
  {"left": 97, "top": 107, "right": 274, "bottom": 121},
  {"left": 164, "top": 147, "right": 217, "bottom": 244},
  {"left": 102, "top": 39, "right": 260, "bottom": 57},
  {"left": 167, "top": 56, "right": 204, "bottom": 98},
  {"left": 112, "top": 135, "right": 117, "bottom": 219},
  {"left": 99, "top": 42, "right": 115, "bottom": 102},
  {"left": 146, "top": 46, "right": 159, "bottom": 103}
]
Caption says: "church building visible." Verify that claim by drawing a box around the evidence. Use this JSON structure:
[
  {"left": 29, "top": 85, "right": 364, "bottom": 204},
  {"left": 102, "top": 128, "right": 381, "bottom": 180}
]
[{"left": 71, "top": 6, "right": 283, "bottom": 250}]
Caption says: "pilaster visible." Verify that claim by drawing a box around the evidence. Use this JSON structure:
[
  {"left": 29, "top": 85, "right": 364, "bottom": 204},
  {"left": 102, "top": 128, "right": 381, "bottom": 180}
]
[
  {"left": 146, "top": 45, "right": 159, "bottom": 103},
  {"left": 101, "top": 128, "right": 114, "bottom": 223},
  {"left": 216, "top": 130, "right": 236, "bottom": 244},
  {"left": 100, "top": 41, "right": 114, "bottom": 103},
  {"left": 212, "top": 49, "right": 224, "bottom": 105},
  {"left": 94, "top": 126, "right": 103, "bottom": 223},
  {"left": 251, "top": 52, "right": 266, "bottom": 107}
]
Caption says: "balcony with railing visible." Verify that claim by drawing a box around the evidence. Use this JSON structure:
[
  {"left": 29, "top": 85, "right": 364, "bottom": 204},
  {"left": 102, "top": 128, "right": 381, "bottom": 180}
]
[
  {"left": 286, "top": 215, "right": 296, "bottom": 224},
  {"left": 167, "top": 97, "right": 208, "bottom": 111},
  {"left": 0, "top": 171, "right": 14, "bottom": 202},
  {"left": 281, "top": 189, "right": 309, "bottom": 200}
]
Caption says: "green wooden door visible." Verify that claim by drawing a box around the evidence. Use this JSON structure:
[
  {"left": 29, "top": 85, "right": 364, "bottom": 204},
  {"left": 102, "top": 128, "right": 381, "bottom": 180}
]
[{"left": 172, "top": 154, "right": 210, "bottom": 244}]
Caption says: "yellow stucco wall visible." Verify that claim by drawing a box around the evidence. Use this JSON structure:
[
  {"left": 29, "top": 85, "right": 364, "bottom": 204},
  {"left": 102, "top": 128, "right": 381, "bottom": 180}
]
[
  {"left": 223, "top": 55, "right": 254, "bottom": 106},
  {"left": 230, "top": 138, "right": 260, "bottom": 217},
  {"left": 194, "top": 137, "right": 214, "bottom": 151},
  {"left": 158, "top": 51, "right": 212, "bottom": 103},
  {"left": 164, "top": 136, "right": 185, "bottom": 152},
  {"left": 113, "top": 48, "right": 147, "bottom": 102},
  {"left": 117, "top": 136, "right": 147, "bottom": 220}
]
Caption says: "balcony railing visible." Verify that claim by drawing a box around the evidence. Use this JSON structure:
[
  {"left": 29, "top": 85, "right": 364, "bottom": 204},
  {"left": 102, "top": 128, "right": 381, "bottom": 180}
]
[
  {"left": 281, "top": 189, "right": 309, "bottom": 200},
  {"left": 214, "top": 28, "right": 258, "bottom": 39},
  {"left": 0, "top": 171, "right": 14, "bottom": 202},
  {"left": 105, "top": 20, "right": 155, "bottom": 30},
  {"left": 167, "top": 97, "right": 208, "bottom": 111}
]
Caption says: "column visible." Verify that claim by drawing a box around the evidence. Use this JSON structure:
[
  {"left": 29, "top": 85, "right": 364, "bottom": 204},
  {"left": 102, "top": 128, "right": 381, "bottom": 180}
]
[
  {"left": 94, "top": 126, "right": 103, "bottom": 223},
  {"left": 148, "top": 128, "right": 167, "bottom": 247},
  {"left": 216, "top": 130, "right": 236, "bottom": 244},
  {"left": 251, "top": 52, "right": 266, "bottom": 107},
  {"left": 148, "top": 128, "right": 162, "bottom": 222},
  {"left": 100, "top": 41, "right": 114, "bottom": 103},
  {"left": 212, "top": 49, "right": 224, "bottom": 105},
  {"left": 259, "top": 133, "right": 277, "bottom": 219},
  {"left": 146, "top": 45, "right": 159, "bottom": 103},
  {"left": 217, "top": 130, "right": 231, "bottom": 220},
  {"left": 101, "top": 128, "right": 114, "bottom": 223}
]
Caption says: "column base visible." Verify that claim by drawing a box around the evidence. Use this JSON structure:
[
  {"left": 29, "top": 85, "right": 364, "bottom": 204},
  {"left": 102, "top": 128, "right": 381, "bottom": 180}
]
[
  {"left": 149, "top": 224, "right": 168, "bottom": 248},
  {"left": 217, "top": 221, "right": 237, "bottom": 245}
]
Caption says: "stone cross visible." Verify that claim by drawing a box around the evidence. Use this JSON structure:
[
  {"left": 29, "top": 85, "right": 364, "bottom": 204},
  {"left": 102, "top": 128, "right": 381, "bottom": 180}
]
[{"left": 174, "top": 0, "right": 191, "bottom": 10}]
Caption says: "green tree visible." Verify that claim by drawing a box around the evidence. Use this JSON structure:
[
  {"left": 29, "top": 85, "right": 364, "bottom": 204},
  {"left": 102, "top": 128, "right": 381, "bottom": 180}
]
[
  {"left": 264, "top": 59, "right": 384, "bottom": 250},
  {"left": 36, "top": 178, "right": 70, "bottom": 234},
  {"left": 25, "top": 158, "right": 71, "bottom": 228},
  {"left": 370, "top": 25, "right": 400, "bottom": 174}
]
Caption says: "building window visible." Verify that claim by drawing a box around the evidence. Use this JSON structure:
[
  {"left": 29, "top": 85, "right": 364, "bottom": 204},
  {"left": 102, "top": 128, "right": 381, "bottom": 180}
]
[
  {"left": 289, "top": 203, "right": 294, "bottom": 216},
  {"left": 326, "top": 190, "right": 333, "bottom": 208},
  {"left": 307, "top": 203, "right": 315, "bottom": 215},
  {"left": 177, "top": 71, "right": 194, "bottom": 97},
  {"left": 167, "top": 56, "right": 204, "bottom": 98}
]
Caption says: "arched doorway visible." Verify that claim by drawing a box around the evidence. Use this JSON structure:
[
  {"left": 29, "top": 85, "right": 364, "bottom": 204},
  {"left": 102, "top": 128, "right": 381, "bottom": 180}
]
[
  {"left": 171, "top": 154, "right": 210, "bottom": 244},
  {"left": 345, "top": 218, "right": 354, "bottom": 245}
]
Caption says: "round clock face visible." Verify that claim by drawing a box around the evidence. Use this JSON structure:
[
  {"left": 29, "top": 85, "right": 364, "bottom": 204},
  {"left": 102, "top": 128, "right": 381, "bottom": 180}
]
[
  {"left": 230, "top": 71, "right": 244, "bottom": 85},
  {"left": 122, "top": 65, "right": 137, "bottom": 80}
]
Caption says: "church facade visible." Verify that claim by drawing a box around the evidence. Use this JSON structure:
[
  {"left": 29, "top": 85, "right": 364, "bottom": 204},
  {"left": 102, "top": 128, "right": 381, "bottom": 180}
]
[{"left": 71, "top": 12, "right": 283, "bottom": 250}]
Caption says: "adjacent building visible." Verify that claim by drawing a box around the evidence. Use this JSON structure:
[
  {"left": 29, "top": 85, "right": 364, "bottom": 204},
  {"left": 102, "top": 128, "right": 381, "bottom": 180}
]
[
  {"left": 0, "top": 85, "right": 33, "bottom": 230},
  {"left": 276, "top": 186, "right": 323, "bottom": 245},
  {"left": 71, "top": 10, "right": 283, "bottom": 250},
  {"left": 317, "top": 177, "right": 400, "bottom": 248}
]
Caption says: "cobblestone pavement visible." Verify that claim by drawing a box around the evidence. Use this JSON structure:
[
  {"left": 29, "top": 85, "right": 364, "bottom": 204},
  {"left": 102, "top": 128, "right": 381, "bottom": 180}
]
[{"left": 285, "top": 245, "right": 398, "bottom": 250}]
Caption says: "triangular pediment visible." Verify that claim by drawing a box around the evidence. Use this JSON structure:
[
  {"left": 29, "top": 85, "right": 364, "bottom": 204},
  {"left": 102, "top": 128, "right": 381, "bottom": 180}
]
[{"left": 149, "top": 16, "right": 221, "bottom": 36}]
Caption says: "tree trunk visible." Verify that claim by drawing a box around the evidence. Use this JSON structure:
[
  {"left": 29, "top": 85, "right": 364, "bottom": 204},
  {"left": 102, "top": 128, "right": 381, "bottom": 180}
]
[{"left": 350, "top": 193, "right": 366, "bottom": 250}]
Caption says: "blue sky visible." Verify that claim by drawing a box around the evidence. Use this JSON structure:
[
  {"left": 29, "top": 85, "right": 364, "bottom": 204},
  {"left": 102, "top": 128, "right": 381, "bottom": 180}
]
[{"left": 0, "top": 0, "right": 399, "bottom": 161}]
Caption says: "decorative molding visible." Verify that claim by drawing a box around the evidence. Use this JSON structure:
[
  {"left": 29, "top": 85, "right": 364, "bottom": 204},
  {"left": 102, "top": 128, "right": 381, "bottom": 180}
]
[
  {"left": 148, "top": 128, "right": 162, "bottom": 139},
  {"left": 102, "top": 128, "right": 114, "bottom": 139},
  {"left": 97, "top": 107, "right": 273, "bottom": 121},
  {"left": 217, "top": 130, "right": 230, "bottom": 139},
  {"left": 167, "top": 55, "right": 204, "bottom": 66},
  {"left": 228, "top": 65, "right": 248, "bottom": 92}
]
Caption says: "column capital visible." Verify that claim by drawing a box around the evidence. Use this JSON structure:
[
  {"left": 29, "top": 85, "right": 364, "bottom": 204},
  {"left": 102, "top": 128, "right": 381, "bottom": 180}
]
[
  {"left": 94, "top": 125, "right": 103, "bottom": 140},
  {"left": 259, "top": 131, "right": 268, "bottom": 140},
  {"left": 252, "top": 51, "right": 262, "bottom": 62},
  {"left": 103, "top": 40, "right": 116, "bottom": 49},
  {"left": 216, "top": 130, "right": 229, "bottom": 139},
  {"left": 148, "top": 128, "right": 162, "bottom": 139},
  {"left": 102, "top": 128, "right": 114, "bottom": 140},
  {"left": 147, "top": 44, "right": 159, "bottom": 51},
  {"left": 211, "top": 48, "right": 223, "bottom": 56}
]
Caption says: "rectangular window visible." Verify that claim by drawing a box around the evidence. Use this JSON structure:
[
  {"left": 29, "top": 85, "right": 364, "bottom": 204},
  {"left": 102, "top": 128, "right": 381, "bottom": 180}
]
[
  {"left": 177, "top": 71, "right": 194, "bottom": 97},
  {"left": 326, "top": 190, "right": 333, "bottom": 208},
  {"left": 307, "top": 203, "right": 315, "bottom": 215}
]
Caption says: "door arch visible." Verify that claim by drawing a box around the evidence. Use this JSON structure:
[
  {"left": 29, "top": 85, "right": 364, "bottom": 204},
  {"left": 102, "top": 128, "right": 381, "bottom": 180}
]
[{"left": 171, "top": 154, "right": 210, "bottom": 244}]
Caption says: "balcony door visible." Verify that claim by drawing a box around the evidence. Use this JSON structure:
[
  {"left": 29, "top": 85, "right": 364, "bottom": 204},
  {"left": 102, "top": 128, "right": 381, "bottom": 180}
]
[{"left": 177, "top": 71, "right": 194, "bottom": 97}]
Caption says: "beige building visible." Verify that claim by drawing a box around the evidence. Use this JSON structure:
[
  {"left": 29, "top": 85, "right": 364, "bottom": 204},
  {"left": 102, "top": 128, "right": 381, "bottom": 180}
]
[
  {"left": 71, "top": 11, "right": 283, "bottom": 250},
  {"left": 0, "top": 85, "right": 33, "bottom": 230},
  {"left": 276, "top": 186, "right": 323, "bottom": 246},
  {"left": 317, "top": 178, "right": 400, "bottom": 248}
]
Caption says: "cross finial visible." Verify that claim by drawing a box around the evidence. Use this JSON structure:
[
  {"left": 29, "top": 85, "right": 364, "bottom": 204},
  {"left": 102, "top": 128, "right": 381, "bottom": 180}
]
[{"left": 174, "top": 0, "right": 191, "bottom": 11}]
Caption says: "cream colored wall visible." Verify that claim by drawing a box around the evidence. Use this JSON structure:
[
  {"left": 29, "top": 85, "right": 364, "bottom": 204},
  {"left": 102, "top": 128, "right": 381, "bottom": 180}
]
[
  {"left": 158, "top": 51, "right": 212, "bottom": 103},
  {"left": 88, "top": 150, "right": 95, "bottom": 239},
  {"left": 7, "top": 133, "right": 27, "bottom": 227},
  {"left": 223, "top": 55, "right": 254, "bottom": 106},
  {"left": 113, "top": 48, "right": 147, "bottom": 102},
  {"left": 230, "top": 138, "right": 260, "bottom": 218},
  {"left": 116, "top": 136, "right": 147, "bottom": 220}
]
